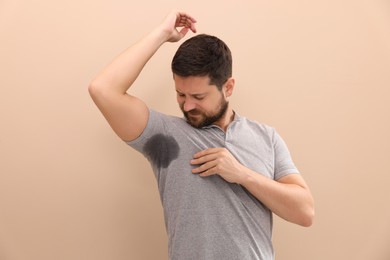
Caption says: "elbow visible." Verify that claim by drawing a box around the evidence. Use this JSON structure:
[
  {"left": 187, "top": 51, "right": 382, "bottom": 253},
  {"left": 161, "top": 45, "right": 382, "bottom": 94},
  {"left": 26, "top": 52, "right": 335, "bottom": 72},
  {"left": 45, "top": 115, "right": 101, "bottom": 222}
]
[
  {"left": 298, "top": 207, "right": 315, "bottom": 227},
  {"left": 88, "top": 80, "right": 109, "bottom": 103},
  {"left": 298, "top": 191, "right": 315, "bottom": 227},
  {"left": 88, "top": 80, "right": 101, "bottom": 98}
]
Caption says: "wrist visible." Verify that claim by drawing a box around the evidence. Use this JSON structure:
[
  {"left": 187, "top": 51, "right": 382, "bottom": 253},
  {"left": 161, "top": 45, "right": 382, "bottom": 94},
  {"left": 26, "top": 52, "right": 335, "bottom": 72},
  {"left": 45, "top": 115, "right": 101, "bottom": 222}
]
[
  {"left": 148, "top": 26, "right": 171, "bottom": 46},
  {"left": 237, "top": 166, "right": 255, "bottom": 186}
]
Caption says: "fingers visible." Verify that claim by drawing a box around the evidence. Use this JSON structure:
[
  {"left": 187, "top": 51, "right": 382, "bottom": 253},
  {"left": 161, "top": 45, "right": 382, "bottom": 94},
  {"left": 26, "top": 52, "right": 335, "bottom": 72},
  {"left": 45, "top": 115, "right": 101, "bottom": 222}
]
[
  {"left": 193, "top": 148, "right": 224, "bottom": 159},
  {"left": 191, "top": 148, "right": 225, "bottom": 177},
  {"left": 178, "top": 27, "right": 190, "bottom": 38},
  {"left": 161, "top": 10, "right": 197, "bottom": 42},
  {"left": 175, "top": 11, "right": 197, "bottom": 25},
  {"left": 192, "top": 160, "right": 218, "bottom": 174},
  {"left": 190, "top": 148, "right": 243, "bottom": 183},
  {"left": 191, "top": 153, "right": 217, "bottom": 174},
  {"left": 191, "top": 153, "right": 217, "bottom": 165},
  {"left": 175, "top": 11, "right": 197, "bottom": 33}
]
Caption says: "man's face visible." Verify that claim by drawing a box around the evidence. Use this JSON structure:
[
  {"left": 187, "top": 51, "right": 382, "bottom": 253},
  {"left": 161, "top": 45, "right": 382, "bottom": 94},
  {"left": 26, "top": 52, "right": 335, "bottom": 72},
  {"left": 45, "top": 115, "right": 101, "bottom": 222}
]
[{"left": 174, "top": 75, "right": 229, "bottom": 128}]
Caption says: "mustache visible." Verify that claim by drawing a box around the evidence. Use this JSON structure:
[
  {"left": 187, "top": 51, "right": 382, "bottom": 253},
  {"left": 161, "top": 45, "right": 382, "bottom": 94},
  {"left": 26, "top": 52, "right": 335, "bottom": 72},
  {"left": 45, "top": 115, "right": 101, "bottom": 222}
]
[
  {"left": 187, "top": 110, "right": 201, "bottom": 115},
  {"left": 182, "top": 108, "right": 202, "bottom": 116}
]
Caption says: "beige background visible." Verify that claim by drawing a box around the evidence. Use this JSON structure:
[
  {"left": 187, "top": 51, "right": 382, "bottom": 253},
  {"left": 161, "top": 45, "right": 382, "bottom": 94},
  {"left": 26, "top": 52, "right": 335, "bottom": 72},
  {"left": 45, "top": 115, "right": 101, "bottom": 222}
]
[{"left": 1, "top": 0, "right": 390, "bottom": 259}]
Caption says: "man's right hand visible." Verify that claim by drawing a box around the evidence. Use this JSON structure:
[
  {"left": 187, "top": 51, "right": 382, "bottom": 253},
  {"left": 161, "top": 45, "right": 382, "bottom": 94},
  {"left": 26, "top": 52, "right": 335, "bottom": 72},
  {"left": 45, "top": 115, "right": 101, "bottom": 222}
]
[{"left": 159, "top": 10, "right": 197, "bottom": 43}]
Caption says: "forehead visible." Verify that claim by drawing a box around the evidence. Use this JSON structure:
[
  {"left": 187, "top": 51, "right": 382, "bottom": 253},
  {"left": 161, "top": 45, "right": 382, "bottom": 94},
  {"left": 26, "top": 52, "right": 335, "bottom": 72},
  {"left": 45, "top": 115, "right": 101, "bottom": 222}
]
[{"left": 174, "top": 75, "right": 217, "bottom": 93}]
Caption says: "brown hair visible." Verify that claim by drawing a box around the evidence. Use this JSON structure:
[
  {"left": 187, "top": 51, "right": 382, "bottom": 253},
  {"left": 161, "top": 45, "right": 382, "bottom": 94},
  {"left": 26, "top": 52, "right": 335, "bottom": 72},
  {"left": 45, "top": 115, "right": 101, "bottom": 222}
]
[{"left": 171, "top": 34, "right": 232, "bottom": 90}]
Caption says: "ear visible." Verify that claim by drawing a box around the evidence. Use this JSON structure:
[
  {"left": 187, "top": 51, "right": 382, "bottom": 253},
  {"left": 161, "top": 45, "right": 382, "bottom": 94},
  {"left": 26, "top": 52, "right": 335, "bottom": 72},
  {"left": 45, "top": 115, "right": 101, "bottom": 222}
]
[{"left": 223, "top": 77, "right": 235, "bottom": 98}]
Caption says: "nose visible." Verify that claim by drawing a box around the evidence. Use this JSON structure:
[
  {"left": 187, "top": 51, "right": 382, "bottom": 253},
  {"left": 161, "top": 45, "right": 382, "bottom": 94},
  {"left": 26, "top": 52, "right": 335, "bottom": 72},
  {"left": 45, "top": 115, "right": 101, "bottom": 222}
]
[{"left": 183, "top": 99, "right": 196, "bottom": 112}]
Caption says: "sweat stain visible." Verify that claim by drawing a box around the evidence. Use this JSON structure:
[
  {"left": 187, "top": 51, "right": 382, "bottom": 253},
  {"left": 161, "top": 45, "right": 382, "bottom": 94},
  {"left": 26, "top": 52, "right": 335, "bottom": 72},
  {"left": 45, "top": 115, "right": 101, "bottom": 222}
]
[{"left": 143, "top": 134, "right": 180, "bottom": 168}]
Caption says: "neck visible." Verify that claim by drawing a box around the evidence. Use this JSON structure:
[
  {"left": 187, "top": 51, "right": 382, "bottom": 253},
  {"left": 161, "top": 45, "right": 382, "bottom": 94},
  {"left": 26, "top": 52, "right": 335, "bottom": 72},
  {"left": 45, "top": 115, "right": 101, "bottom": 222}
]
[{"left": 214, "top": 106, "right": 235, "bottom": 132}]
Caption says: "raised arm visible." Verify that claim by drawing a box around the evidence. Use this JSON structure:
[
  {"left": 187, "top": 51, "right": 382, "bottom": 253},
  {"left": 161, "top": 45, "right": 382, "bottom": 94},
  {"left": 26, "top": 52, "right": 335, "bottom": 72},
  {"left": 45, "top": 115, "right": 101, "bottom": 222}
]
[{"left": 88, "top": 11, "right": 197, "bottom": 141}]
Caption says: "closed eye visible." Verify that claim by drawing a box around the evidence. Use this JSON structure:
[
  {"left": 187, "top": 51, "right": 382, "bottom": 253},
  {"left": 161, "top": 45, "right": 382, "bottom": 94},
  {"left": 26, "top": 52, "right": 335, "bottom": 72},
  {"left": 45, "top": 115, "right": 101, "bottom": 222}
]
[
  {"left": 194, "top": 96, "right": 205, "bottom": 100},
  {"left": 176, "top": 90, "right": 206, "bottom": 100}
]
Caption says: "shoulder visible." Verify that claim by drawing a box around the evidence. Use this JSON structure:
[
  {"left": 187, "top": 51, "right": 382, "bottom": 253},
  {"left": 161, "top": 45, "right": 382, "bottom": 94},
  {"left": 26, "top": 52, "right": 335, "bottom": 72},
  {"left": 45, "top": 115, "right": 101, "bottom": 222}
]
[
  {"left": 236, "top": 113, "right": 275, "bottom": 137},
  {"left": 148, "top": 109, "right": 190, "bottom": 129},
  {"left": 234, "top": 114, "right": 289, "bottom": 149},
  {"left": 130, "top": 109, "right": 191, "bottom": 143}
]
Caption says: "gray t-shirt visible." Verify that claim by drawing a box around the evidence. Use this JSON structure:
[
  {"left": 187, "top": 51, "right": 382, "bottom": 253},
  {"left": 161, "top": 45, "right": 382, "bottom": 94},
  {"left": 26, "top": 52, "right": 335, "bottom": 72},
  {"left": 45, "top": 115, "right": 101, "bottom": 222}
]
[{"left": 127, "top": 109, "right": 299, "bottom": 260}]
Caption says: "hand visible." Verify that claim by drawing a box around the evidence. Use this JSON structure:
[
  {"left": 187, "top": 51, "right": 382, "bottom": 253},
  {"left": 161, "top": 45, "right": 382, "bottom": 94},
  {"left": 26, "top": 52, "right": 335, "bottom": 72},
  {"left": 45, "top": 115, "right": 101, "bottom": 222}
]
[
  {"left": 159, "top": 10, "right": 197, "bottom": 43},
  {"left": 190, "top": 148, "right": 246, "bottom": 184}
]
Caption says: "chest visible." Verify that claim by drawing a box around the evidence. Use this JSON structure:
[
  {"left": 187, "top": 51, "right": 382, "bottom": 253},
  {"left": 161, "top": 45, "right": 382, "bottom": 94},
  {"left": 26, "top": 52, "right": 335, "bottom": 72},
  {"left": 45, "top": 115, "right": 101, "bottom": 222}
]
[{"left": 174, "top": 124, "right": 275, "bottom": 179}]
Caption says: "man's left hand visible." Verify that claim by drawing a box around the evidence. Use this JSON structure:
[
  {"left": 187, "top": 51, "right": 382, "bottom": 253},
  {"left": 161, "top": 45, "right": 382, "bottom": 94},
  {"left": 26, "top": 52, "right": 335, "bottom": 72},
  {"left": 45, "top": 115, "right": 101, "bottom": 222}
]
[{"left": 191, "top": 147, "right": 246, "bottom": 184}]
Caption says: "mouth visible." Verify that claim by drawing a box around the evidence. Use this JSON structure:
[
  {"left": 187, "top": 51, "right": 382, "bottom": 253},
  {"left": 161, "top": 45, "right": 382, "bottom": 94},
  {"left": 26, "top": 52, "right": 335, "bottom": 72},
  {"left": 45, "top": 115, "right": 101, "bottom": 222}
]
[
  {"left": 185, "top": 112, "right": 202, "bottom": 125},
  {"left": 188, "top": 112, "right": 201, "bottom": 117},
  {"left": 185, "top": 110, "right": 201, "bottom": 117}
]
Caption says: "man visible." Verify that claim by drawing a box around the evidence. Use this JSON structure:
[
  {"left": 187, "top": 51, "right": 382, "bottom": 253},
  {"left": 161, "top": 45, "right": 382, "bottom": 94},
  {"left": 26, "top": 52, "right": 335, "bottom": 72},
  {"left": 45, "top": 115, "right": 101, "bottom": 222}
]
[{"left": 89, "top": 10, "right": 314, "bottom": 260}]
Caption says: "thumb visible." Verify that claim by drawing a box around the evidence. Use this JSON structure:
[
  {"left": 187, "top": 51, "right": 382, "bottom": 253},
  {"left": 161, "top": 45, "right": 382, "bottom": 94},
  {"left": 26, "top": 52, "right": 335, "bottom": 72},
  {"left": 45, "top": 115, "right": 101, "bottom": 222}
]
[{"left": 178, "top": 27, "right": 190, "bottom": 38}]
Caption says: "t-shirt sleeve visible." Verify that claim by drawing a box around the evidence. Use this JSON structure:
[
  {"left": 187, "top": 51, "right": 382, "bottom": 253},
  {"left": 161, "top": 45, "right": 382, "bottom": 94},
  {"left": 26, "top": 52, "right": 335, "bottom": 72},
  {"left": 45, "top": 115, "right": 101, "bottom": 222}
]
[
  {"left": 125, "top": 109, "right": 167, "bottom": 153},
  {"left": 125, "top": 109, "right": 181, "bottom": 170},
  {"left": 271, "top": 128, "right": 300, "bottom": 180}
]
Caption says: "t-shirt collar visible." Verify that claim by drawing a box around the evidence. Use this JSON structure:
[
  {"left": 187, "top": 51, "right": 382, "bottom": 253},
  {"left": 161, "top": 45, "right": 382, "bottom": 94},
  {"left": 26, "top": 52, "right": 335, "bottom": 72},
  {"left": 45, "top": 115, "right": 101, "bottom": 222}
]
[{"left": 201, "top": 110, "right": 242, "bottom": 130}]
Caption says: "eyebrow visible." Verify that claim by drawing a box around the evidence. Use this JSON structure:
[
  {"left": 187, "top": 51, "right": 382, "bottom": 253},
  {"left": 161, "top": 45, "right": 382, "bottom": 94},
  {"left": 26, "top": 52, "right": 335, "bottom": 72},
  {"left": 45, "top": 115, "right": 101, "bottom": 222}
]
[{"left": 176, "top": 90, "right": 207, "bottom": 98}]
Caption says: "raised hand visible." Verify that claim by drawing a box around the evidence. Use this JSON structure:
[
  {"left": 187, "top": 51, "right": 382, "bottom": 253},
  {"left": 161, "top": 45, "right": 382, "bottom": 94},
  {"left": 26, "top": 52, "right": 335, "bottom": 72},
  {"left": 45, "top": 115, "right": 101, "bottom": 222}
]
[{"left": 159, "top": 10, "right": 197, "bottom": 43}]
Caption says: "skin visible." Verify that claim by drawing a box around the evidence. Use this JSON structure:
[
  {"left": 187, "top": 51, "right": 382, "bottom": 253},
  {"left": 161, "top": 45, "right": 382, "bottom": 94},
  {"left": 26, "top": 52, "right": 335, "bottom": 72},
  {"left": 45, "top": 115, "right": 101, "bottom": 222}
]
[
  {"left": 174, "top": 74, "right": 234, "bottom": 129},
  {"left": 89, "top": 10, "right": 315, "bottom": 227}
]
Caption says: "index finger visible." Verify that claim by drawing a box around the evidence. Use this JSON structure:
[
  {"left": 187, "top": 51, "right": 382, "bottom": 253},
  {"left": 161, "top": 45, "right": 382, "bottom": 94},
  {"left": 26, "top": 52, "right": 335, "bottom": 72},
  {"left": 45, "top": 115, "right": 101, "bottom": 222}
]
[
  {"left": 176, "top": 11, "right": 197, "bottom": 32},
  {"left": 176, "top": 11, "right": 197, "bottom": 23},
  {"left": 193, "top": 147, "right": 223, "bottom": 159}
]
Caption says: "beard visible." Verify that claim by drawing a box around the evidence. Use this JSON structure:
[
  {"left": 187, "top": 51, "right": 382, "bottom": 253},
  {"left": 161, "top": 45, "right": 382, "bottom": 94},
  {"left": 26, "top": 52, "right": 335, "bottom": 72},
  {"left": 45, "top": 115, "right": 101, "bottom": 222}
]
[{"left": 182, "top": 98, "right": 229, "bottom": 128}]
